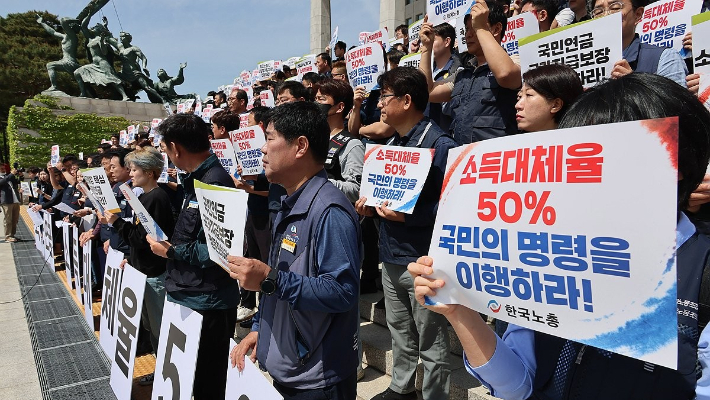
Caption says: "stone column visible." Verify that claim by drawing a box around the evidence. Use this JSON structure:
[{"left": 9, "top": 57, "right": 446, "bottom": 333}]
[
  {"left": 380, "top": 0, "right": 405, "bottom": 32},
  {"left": 310, "top": 0, "right": 331, "bottom": 55}
]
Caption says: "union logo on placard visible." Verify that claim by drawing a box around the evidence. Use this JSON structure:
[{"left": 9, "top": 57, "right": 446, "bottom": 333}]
[{"left": 487, "top": 300, "right": 501, "bottom": 313}]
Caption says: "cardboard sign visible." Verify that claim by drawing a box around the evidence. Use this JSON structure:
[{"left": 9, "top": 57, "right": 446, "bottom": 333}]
[
  {"left": 359, "top": 31, "right": 370, "bottom": 45},
  {"left": 211, "top": 139, "right": 239, "bottom": 178},
  {"left": 427, "top": 118, "right": 679, "bottom": 369},
  {"left": 151, "top": 118, "right": 162, "bottom": 133},
  {"left": 127, "top": 125, "right": 136, "bottom": 142},
  {"left": 100, "top": 248, "right": 125, "bottom": 358},
  {"left": 399, "top": 52, "right": 422, "bottom": 68},
  {"left": 501, "top": 12, "right": 539, "bottom": 56},
  {"left": 296, "top": 54, "right": 317, "bottom": 78},
  {"left": 345, "top": 43, "right": 386, "bottom": 92},
  {"left": 259, "top": 90, "right": 275, "bottom": 108},
  {"left": 637, "top": 0, "right": 702, "bottom": 51},
  {"left": 519, "top": 13, "right": 623, "bottom": 88},
  {"left": 285, "top": 56, "right": 300, "bottom": 68},
  {"left": 692, "top": 11, "right": 710, "bottom": 109},
  {"left": 257, "top": 60, "right": 275, "bottom": 81},
  {"left": 119, "top": 130, "right": 128, "bottom": 146},
  {"left": 82, "top": 240, "right": 94, "bottom": 330},
  {"left": 110, "top": 264, "right": 147, "bottom": 400},
  {"left": 229, "top": 125, "right": 266, "bottom": 176},
  {"left": 239, "top": 113, "right": 249, "bottom": 129},
  {"left": 118, "top": 183, "right": 169, "bottom": 241},
  {"left": 364, "top": 28, "right": 389, "bottom": 47},
  {"left": 409, "top": 18, "right": 425, "bottom": 47},
  {"left": 193, "top": 180, "right": 249, "bottom": 271},
  {"left": 225, "top": 339, "right": 284, "bottom": 400},
  {"left": 82, "top": 167, "right": 121, "bottom": 213},
  {"left": 426, "top": 0, "right": 474, "bottom": 26},
  {"left": 151, "top": 301, "right": 203, "bottom": 400},
  {"left": 360, "top": 144, "right": 435, "bottom": 213},
  {"left": 51, "top": 145, "right": 60, "bottom": 165}
]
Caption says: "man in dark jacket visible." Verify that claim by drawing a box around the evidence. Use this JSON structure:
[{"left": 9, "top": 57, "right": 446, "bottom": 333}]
[
  {"left": 0, "top": 165, "right": 20, "bottom": 242},
  {"left": 147, "top": 114, "right": 239, "bottom": 400}
]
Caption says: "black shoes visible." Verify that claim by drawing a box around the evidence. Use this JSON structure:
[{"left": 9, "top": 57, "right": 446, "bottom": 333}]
[{"left": 372, "top": 388, "right": 418, "bottom": 399}]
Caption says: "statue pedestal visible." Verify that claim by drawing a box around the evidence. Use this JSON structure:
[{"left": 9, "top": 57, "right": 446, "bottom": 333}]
[{"left": 52, "top": 96, "right": 173, "bottom": 123}]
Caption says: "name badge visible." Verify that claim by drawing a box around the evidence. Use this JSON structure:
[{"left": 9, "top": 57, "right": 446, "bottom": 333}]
[
  {"left": 187, "top": 200, "right": 199, "bottom": 209},
  {"left": 281, "top": 238, "right": 296, "bottom": 253}
]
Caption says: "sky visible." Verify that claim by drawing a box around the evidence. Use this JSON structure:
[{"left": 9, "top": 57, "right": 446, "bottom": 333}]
[{"left": 4, "top": 0, "right": 380, "bottom": 99}]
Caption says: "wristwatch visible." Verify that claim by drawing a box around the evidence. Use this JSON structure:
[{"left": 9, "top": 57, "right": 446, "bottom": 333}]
[{"left": 261, "top": 268, "right": 279, "bottom": 295}]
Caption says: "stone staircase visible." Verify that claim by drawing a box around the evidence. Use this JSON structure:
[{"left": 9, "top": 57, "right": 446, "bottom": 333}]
[{"left": 235, "top": 288, "right": 502, "bottom": 400}]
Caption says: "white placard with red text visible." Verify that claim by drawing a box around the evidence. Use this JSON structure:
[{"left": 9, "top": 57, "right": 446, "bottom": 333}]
[
  {"left": 51, "top": 145, "right": 60, "bottom": 165},
  {"left": 345, "top": 43, "right": 385, "bottom": 92},
  {"left": 364, "top": 28, "right": 389, "bottom": 47},
  {"left": 692, "top": 12, "right": 710, "bottom": 109},
  {"left": 519, "top": 13, "right": 622, "bottom": 88},
  {"left": 229, "top": 125, "right": 266, "bottom": 176},
  {"left": 637, "top": 0, "right": 702, "bottom": 51},
  {"left": 296, "top": 55, "right": 317, "bottom": 78},
  {"left": 360, "top": 144, "right": 434, "bottom": 213},
  {"left": 427, "top": 118, "right": 679, "bottom": 369},
  {"left": 501, "top": 12, "right": 539, "bottom": 56},
  {"left": 211, "top": 139, "right": 239, "bottom": 178},
  {"left": 260, "top": 90, "right": 275, "bottom": 108},
  {"left": 257, "top": 60, "right": 275, "bottom": 81}
]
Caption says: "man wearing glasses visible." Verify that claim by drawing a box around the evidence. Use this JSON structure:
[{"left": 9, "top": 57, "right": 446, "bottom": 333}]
[
  {"left": 592, "top": 0, "right": 687, "bottom": 86},
  {"left": 227, "top": 88, "right": 249, "bottom": 114}
]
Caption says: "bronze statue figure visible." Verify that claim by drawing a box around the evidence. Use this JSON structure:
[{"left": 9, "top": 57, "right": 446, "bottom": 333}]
[
  {"left": 109, "top": 32, "right": 164, "bottom": 103},
  {"left": 155, "top": 63, "right": 194, "bottom": 104},
  {"left": 37, "top": 16, "right": 82, "bottom": 96}
]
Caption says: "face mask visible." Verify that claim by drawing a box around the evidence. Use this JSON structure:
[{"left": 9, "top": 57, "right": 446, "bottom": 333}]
[{"left": 317, "top": 102, "right": 334, "bottom": 117}]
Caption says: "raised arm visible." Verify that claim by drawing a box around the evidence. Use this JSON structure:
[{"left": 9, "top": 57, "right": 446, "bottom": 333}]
[
  {"left": 470, "top": 0, "right": 521, "bottom": 89},
  {"left": 37, "top": 16, "right": 63, "bottom": 40},
  {"left": 172, "top": 63, "right": 187, "bottom": 86},
  {"left": 419, "top": 15, "right": 455, "bottom": 103}
]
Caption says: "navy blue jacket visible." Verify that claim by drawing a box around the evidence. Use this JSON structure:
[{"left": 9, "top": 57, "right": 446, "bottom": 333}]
[
  {"left": 253, "top": 170, "right": 361, "bottom": 389},
  {"left": 378, "top": 117, "right": 458, "bottom": 265}
]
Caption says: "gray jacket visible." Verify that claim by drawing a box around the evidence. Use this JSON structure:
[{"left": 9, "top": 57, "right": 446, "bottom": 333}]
[{"left": 0, "top": 173, "right": 19, "bottom": 205}]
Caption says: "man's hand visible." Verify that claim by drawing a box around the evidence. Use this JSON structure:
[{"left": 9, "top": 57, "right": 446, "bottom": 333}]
[
  {"left": 683, "top": 31, "right": 692, "bottom": 52},
  {"left": 146, "top": 235, "right": 172, "bottom": 258},
  {"left": 119, "top": 259, "right": 128, "bottom": 270},
  {"left": 688, "top": 174, "right": 710, "bottom": 212},
  {"left": 79, "top": 231, "right": 95, "bottom": 247},
  {"left": 469, "top": 0, "right": 491, "bottom": 31},
  {"left": 31, "top": 204, "right": 42, "bottom": 212},
  {"left": 376, "top": 201, "right": 406, "bottom": 222},
  {"left": 353, "top": 86, "right": 368, "bottom": 109},
  {"left": 73, "top": 208, "right": 92, "bottom": 218},
  {"left": 226, "top": 256, "right": 270, "bottom": 291},
  {"left": 230, "top": 331, "right": 258, "bottom": 372},
  {"left": 355, "top": 197, "right": 375, "bottom": 217},
  {"left": 167, "top": 168, "right": 177, "bottom": 179},
  {"left": 419, "top": 15, "right": 435, "bottom": 53},
  {"left": 611, "top": 59, "right": 633, "bottom": 79},
  {"left": 687, "top": 73, "right": 700, "bottom": 96},
  {"left": 103, "top": 239, "right": 110, "bottom": 254},
  {"left": 408, "top": 256, "right": 460, "bottom": 317}
]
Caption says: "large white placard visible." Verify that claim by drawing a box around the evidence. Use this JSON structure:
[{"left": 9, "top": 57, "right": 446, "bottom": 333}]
[
  {"left": 409, "top": 18, "right": 425, "bottom": 48},
  {"left": 500, "top": 12, "right": 539, "bottom": 56},
  {"left": 296, "top": 54, "right": 317, "bottom": 78},
  {"left": 345, "top": 43, "right": 386, "bottom": 92},
  {"left": 693, "top": 12, "right": 710, "bottom": 109},
  {"left": 194, "top": 180, "right": 249, "bottom": 271},
  {"left": 225, "top": 339, "right": 283, "bottom": 400},
  {"left": 118, "top": 183, "right": 169, "bottom": 241},
  {"left": 82, "top": 167, "right": 121, "bottom": 213},
  {"left": 519, "top": 13, "right": 622, "bottom": 88},
  {"left": 399, "top": 52, "right": 422, "bottom": 68},
  {"left": 229, "top": 125, "right": 266, "bottom": 176},
  {"left": 51, "top": 145, "right": 60, "bottom": 165},
  {"left": 62, "top": 223, "right": 74, "bottom": 288},
  {"left": 360, "top": 144, "right": 435, "bottom": 213},
  {"left": 110, "top": 264, "right": 147, "bottom": 400},
  {"left": 426, "top": 0, "right": 474, "bottom": 26},
  {"left": 257, "top": 60, "right": 275, "bottom": 81},
  {"left": 211, "top": 139, "right": 239, "bottom": 178},
  {"left": 100, "top": 248, "right": 125, "bottom": 358},
  {"left": 152, "top": 301, "right": 203, "bottom": 400},
  {"left": 72, "top": 227, "right": 82, "bottom": 302},
  {"left": 427, "top": 118, "right": 679, "bottom": 369},
  {"left": 637, "top": 0, "right": 702, "bottom": 51},
  {"left": 82, "top": 240, "right": 94, "bottom": 330}
]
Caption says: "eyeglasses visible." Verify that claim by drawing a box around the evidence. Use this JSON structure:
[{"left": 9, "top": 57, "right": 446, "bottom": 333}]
[
  {"left": 378, "top": 93, "right": 399, "bottom": 105},
  {"left": 591, "top": 1, "right": 625, "bottom": 17}
]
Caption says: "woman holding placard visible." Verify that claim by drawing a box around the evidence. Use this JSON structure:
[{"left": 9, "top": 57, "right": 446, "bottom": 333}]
[
  {"left": 101, "top": 147, "right": 175, "bottom": 371},
  {"left": 515, "top": 64, "right": 584, "bottom": 133}
]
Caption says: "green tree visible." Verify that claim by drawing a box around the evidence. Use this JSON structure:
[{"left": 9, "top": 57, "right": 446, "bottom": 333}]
[{"left": 0, "top": 10, "right": 86, "bottom": 164}]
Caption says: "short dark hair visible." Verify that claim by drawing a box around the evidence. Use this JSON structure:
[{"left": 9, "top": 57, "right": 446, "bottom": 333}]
[
  {"left": 157, "top": 113, "right": 211, "bottom": 154},
  {"left": 106, "top": 148, "right": 131, "bottom": 168},
  {"left": 466, "top": 1, "right": 508, "bottom": 39},
  {"left": 111, "top": 133, "right": 120, "bottom": 140},
  {"left": 273, "top": 70, "right": 286, "bottom": 80},
  {"left": 210, "top": 110, "right": 241, "bottom": 132},
  {"left": 377, "top": 67, "right": 429, "bottom": 112},
  {"left": 520, "top": 0, "right": 560, "bottom": 22},
  {"left": 278, "top": 81, "right": 309, "bottom": 100},
  {"left": 302, "top": 72, "right": 325, "bottom": 86},
  {"left": 232, "top": 89, "right": 249, "bottom": 103},
  {"left": 523, "top": 64, "right": 583, "bottom": 123},
  {"left": 335, "top": 41, "right": 346, "bottom": 52},
  {"left": 387, "top": 49, "right": 406, "bottom": 66},
  {"left": 249, "top": 106, "right": 273, "bottom": 127},
  {"left": 395, "top": 24, "right": 408, "bottom": 36},
  {"left": 98, "top": 143, "right": 111, "bottom": 151},
  {"left": 559, "top": 73, "right": 710, "bottom": 211},
  {"left": 62, "top": 155, "right": 78, "bottom": 165},
  {"left": 269, "top": 102, "right": 330, "bottom": 164},
  {"left": 434, "top": 22, "right": 457, "bottom": 52},
  {"left": 313, "top": 80, "right": 354, "bottom": 116},
  {"left": 215, "top": 92, "right": 227, "bottom": 102},
  {"left": 316, "top": 52, "right": 332, "bottom": 68}
]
